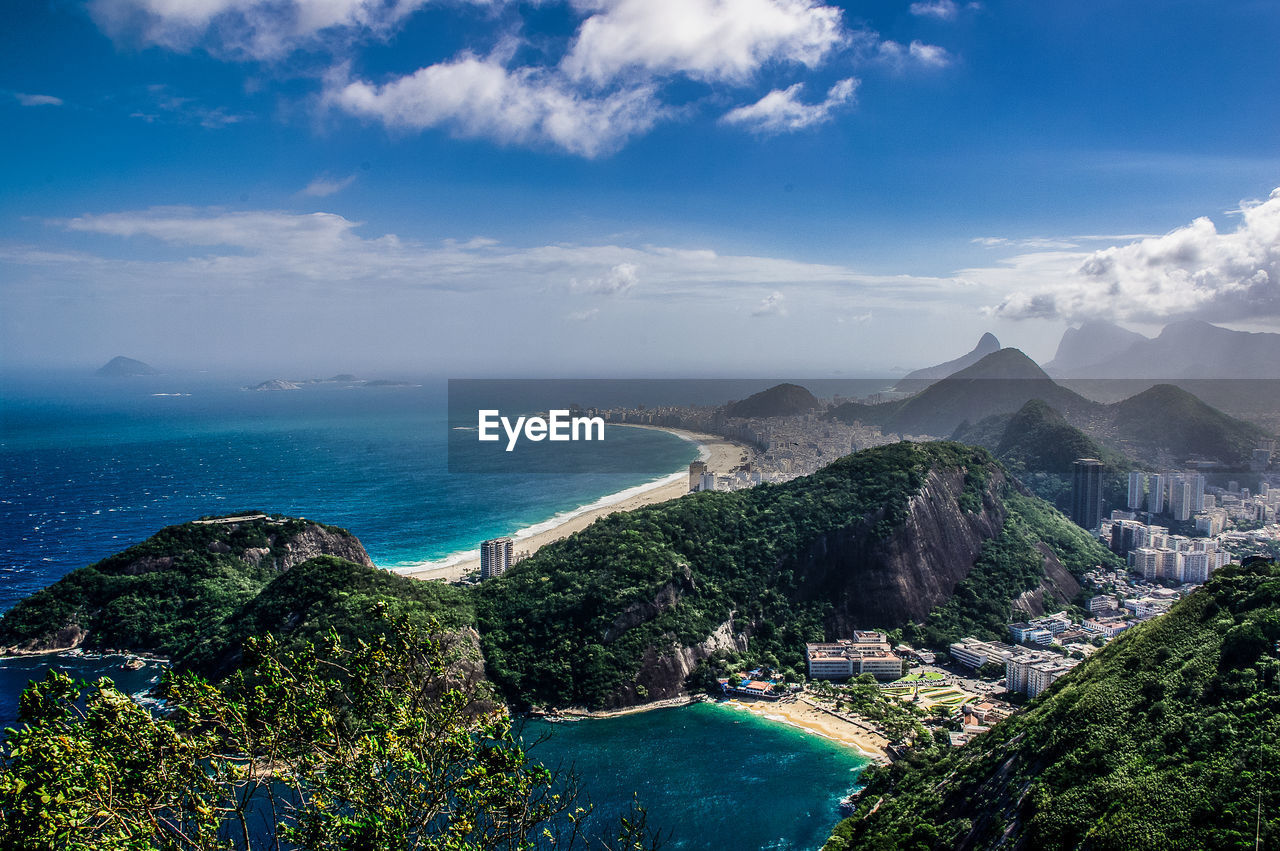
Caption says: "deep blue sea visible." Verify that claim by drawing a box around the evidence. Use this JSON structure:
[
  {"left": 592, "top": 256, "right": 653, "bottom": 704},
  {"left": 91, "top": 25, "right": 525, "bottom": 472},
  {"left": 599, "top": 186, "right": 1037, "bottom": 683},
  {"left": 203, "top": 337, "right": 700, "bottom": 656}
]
[{"left": 0, "top": 371, "right": 869, "bottom": 848}]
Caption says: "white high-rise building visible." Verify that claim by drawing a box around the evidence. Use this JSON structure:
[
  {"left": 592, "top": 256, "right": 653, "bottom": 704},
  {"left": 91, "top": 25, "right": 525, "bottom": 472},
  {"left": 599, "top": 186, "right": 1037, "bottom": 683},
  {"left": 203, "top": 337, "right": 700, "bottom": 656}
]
[
  {"left": 1127, "top": 472, "right": 1146, "bottom": 510},
  {"left": 480, "top": 537, "right": 514, "bottom": 580},
  {"left": 1170, "top": 481, "right": 1193, "bottom": 522},
  {"left": 1147, "top": 474, "right": 1165, "bottom": 514}
]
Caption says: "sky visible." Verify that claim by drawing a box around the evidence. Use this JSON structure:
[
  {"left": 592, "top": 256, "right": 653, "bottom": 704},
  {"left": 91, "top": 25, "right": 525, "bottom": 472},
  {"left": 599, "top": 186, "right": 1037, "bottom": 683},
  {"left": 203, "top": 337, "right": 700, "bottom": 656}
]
[{"left": 2, "top": 0, "right": 1279, "bottom": 376}]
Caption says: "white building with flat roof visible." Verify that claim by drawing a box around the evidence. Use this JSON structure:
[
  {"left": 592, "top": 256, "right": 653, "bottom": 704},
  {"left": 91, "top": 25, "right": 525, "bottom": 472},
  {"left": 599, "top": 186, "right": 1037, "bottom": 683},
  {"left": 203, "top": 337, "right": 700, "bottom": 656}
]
[{"left": 806, "top": 635, "right": 901, "bottom": 681}]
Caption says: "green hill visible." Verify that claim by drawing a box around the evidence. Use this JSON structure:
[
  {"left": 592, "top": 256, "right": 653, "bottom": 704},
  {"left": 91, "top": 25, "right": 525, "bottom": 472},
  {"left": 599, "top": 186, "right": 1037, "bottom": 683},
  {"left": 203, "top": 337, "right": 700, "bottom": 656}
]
[
  {"left": 832, "top": 350, "right": 1099, "bottom": 438},
  {"left": 476, "top": 441, "right": 1116, "bottom": 709},
  {"left": 826, "top": 556, "right": 1280, "bottom": 851},
  {"left": 953, "top": 399, "right": 1139, "bottom": 514},
  {"left": 1108, "top": 383, "right": 1272, "bottom": 470},
  {"left": 724, "top": 382, "right": 822, "bottom": 418},
  {"left": 0, "top": 514, "right": 377, "bottom": 658}
]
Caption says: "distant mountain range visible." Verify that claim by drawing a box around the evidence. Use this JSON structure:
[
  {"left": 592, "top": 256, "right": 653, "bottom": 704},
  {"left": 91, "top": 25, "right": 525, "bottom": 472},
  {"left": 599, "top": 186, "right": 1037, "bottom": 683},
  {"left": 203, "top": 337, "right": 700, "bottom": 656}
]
[
  {"left": 1045, "top": 318, "right": 1280, "bottom": 379},
  {"left": 1042, "top": 320, "right": 1148, "bottom": 375},
  {"left": 831, "top": 347, "right": 1273, "bottom": 472}
]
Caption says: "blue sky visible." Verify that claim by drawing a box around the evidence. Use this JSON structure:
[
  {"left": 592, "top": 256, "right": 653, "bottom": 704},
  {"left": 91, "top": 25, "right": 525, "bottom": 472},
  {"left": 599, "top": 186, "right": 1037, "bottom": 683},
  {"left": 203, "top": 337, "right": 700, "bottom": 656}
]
[{"left": 3, "top": 0, "right": 1279, "bottom": 375}]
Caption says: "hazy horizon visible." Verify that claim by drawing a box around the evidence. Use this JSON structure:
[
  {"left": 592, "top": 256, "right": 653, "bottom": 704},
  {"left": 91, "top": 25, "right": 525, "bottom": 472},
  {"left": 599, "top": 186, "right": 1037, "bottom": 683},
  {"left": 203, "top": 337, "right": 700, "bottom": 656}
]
[{"left": 3, "top": 1, "right": 1278, "bottom": 375}]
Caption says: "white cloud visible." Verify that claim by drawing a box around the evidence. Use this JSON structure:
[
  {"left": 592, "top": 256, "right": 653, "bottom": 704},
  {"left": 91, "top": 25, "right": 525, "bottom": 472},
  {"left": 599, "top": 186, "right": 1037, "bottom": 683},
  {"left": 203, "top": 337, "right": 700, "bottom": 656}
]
[
  {"left": 909, "top": 0, "right": 957, "bottom": 19},
  {"left": 300, "top": 173, "right": 357, "bottom": 197},
  {"left": 721, "top": 77, "right": 856, "bottom": 133},
  {"left": 570, "top": 262, "right": 638, "bottom": 295},
  {"left": 86, "top": 0, "right": 465, "bottom": 59},
  {"left": 752, "top": 290, "right": 787, "bottom": 316},
  {"left": 561, "top": 0, "right": 847, "bottom": 85},
  {"left": 15, "top": 93, "right": 63, "bottom": 107},
  {"left": 327, "top": 54, "right": 662, "bottom": 157},
  {"left": 567, "top": 307, "right": 600, "bottom": 321},
  {"left": 874, "top": 39, "right": 952, "bottom": 71},
  {"left": 979, "top": 188, "right": 1280, "bottom": 323}
]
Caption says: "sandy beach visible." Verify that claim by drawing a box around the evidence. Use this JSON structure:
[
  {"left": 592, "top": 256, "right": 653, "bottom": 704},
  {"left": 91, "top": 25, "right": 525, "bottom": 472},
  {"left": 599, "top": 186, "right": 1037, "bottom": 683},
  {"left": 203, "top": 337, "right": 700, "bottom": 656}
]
[
  {"left": 723, "top": 697, "right": 892, "bottom": 761},
  {"left": 398, "top": 427, "right": 751, "bottom": 583}
]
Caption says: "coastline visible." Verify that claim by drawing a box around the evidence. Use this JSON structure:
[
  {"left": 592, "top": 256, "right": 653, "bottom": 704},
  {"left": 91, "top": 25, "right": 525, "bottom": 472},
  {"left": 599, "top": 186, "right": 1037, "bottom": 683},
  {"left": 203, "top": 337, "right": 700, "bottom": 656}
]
[
  {"left": 536, "top": 694, "right": 891, "bottom": 762},
  {"left": 397, "top": 427, "right": 750, "bottom": 583},
  {"left": 719, "top": 697, "right": 892, "bottom": 762}
]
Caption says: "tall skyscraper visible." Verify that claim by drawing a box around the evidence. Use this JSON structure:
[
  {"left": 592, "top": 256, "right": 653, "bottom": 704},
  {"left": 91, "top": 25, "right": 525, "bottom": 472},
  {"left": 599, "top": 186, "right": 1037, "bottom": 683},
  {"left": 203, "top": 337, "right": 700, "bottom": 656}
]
[
  {"left": 480, "top": 537, "right": 513, "bottom": 580},
  {"left": 1127, "top": 472, "right": 1146, "bottom": 510},
  {"left": 1071, "top": 458, "right": 1104, "bottom": 531},
  {"left": 1170, "top": 481, "right": 1193, "bottom": 522},
  {"left": 1147, "top": 473, "right": 1165, "bottom": 514}
]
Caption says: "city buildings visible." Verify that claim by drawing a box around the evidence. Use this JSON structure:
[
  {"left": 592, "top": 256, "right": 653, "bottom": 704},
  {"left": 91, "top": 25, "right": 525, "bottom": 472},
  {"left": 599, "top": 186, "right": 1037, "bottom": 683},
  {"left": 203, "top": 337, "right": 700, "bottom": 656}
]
[{"left": 1006, "top": 651, "right": 1080, "bottom": 699}]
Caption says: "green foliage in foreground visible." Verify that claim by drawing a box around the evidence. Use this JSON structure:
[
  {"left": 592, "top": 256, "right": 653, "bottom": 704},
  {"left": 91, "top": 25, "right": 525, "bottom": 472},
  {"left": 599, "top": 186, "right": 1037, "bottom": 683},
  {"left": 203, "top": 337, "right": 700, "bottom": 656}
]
[
  {"left": 0, "top": 611, "right": 659, "bottom": 851},
  {"left": 826, "top": 558, "right": 1280, "bottom": 851}
]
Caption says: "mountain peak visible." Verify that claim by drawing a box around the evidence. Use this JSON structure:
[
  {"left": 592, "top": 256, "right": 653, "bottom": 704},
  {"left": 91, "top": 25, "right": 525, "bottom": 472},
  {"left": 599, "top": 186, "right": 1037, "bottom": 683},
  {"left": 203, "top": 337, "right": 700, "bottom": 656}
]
[
  {"left": 895, "top": 332, "right": 1003, "bottom": 387},
  {"left": 950, "top": 347, "right": 1052, "bottom": 381},
  {"left": 1043, "top": 320, "right": 1146, "bottom": 377}
]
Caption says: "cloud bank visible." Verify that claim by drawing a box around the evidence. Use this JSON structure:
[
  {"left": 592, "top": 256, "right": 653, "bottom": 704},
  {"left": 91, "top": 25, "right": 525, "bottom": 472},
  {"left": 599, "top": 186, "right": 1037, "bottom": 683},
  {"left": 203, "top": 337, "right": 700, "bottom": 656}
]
[{"left": 984, "top": 188, "right": 1280, "bottom": 324}]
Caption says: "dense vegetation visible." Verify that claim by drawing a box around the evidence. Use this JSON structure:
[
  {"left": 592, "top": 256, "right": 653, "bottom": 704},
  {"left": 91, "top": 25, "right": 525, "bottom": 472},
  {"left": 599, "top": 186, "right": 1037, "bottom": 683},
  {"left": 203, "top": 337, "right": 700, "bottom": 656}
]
[
  {"left": 2, "top": 443, "right": 1119, "bottom": 716},
  {"left": 475, "top": 442, "right": 1117, "bottom": 709},
  {"left": 1110, "top": 383, "right": 1273, "bottom": 470},
  {"left": 904, "top": 492, "right": 1114, "bottom": 648},
  {"left": 0, "top": 517, "right": 329, "bottom": 656},
  {"left": 826, "top": 557, "right": 1280, "bottom": 850},
  {"left": 0, "top": 517, "right": 473, "bottom": 678},
  {"left": 0, "top": 613, "right": 659, "bottom": 850},
  {"left": 952, "top": 399, "right": 1138, "bottom": 514}
]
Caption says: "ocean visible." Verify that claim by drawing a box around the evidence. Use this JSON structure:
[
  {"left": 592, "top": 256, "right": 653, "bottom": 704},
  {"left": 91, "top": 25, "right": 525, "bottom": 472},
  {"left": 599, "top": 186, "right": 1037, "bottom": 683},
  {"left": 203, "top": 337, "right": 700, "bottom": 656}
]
[{"left": 0, "top": 371, "right": 869, "bottom": 848}]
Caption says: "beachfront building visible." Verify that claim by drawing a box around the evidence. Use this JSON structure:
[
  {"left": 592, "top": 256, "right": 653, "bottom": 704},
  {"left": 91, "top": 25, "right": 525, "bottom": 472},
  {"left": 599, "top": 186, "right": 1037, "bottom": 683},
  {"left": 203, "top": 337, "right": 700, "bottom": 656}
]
[
  {"left": 806, "top": 632, "right": 902, "bottom": 681},
  {"left": 949, "top": 638, "right": 1017, "bottom": 670},
  {"left": 480, "top": 537, "right": 514, "bottom": 580}
]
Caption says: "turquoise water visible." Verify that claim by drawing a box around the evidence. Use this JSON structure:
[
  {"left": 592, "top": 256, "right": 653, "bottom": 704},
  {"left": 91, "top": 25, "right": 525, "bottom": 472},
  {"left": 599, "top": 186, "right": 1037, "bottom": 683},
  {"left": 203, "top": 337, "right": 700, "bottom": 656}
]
[
  {"left": 521, "top": 703, "right": 868, "bottom": 850},
  {"left": 0, "top": 374, "right": 698, "bottom": 611}
]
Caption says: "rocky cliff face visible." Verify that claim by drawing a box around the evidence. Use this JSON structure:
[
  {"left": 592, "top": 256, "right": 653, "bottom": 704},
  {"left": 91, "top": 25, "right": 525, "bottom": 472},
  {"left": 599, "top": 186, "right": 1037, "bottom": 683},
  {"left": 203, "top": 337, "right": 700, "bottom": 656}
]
[
  {"left": 265, "top": 522, "right": 374, "bottom": 571},
  {"left": 614, "top": 615, "right": 750, "bottom": 708},
  {"left": 794, "top": 466, "right": 1009, "bottom": 635}
]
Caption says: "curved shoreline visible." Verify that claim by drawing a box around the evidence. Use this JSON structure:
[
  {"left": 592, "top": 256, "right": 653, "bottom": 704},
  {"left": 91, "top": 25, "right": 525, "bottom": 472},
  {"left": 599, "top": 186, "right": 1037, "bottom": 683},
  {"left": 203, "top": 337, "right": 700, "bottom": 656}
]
[{"left": 396, "top": 428, "right": 750, "bottom": 582}]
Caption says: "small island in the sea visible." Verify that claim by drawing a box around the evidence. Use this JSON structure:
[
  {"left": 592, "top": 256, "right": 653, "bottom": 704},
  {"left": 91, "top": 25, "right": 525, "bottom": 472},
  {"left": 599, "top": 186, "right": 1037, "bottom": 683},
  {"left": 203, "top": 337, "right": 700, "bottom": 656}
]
[{"left": 95, "top": 355, "right": 158, "bottom": 377}]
